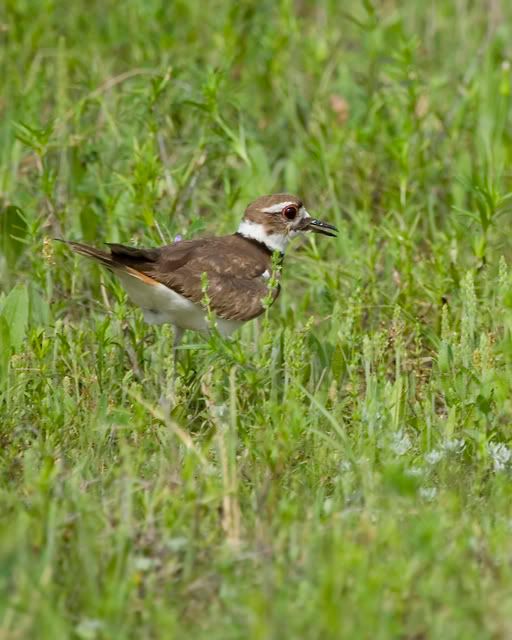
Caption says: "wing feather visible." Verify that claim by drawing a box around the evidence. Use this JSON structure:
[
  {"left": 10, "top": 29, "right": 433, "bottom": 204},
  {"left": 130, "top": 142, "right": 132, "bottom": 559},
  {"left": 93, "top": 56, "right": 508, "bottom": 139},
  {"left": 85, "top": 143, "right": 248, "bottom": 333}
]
[{"left": 62, "top": 236, "right": 278, "bottom": 322}]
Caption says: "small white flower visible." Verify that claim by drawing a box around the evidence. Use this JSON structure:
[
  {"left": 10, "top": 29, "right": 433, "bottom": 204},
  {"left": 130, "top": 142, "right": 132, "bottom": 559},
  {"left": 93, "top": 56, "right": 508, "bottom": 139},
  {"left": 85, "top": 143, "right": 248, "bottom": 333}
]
[
  {"left": 390, "top": 431, "right": 412, "bottom": 456},
  {"left": 133, "top": 555, "right": 160, "bottom": 571},
  {"left": 75, "top": 619, "right": 104, "bottom": 639},
  {"left": 405, "top": 466, "right": 424, "bottom": 477},
  {"left": 419, "top": 486, "right": 437, "bottom": 501},
  {"left": 212, "top": 404, "right": 228, "bottom": 419},
  {"left": 443, "top": 438, "right": 465, "bottom": 453},
  {"left": 425, "top": 449, "right": 444, "bottom": 465},
  {"left": 323, "top": 498, "right": 334, "bottom": 515},
  {"left": 488, "top": 442, "right": 512, "bottom": 472}
]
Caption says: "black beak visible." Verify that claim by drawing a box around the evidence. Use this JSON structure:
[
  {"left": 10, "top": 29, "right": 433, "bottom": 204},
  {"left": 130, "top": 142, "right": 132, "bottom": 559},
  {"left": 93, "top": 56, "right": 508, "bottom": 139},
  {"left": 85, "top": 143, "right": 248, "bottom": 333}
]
[{"left": 305, "top": 218, "right": 338, "bottom": 237}]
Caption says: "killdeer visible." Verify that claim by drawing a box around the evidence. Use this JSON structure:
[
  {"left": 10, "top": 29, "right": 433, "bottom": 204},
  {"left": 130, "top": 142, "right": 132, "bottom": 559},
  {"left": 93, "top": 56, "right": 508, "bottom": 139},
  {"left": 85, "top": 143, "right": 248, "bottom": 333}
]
[{"left": 63, "top": 193, "right": 337, "bottom": 354}]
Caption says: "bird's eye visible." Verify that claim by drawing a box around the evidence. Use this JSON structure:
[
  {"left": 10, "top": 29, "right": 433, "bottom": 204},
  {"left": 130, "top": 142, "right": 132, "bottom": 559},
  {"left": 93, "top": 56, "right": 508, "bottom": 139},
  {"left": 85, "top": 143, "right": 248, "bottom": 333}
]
[{"left": 283, "top": 205, "right": 298, "bottom": 220}]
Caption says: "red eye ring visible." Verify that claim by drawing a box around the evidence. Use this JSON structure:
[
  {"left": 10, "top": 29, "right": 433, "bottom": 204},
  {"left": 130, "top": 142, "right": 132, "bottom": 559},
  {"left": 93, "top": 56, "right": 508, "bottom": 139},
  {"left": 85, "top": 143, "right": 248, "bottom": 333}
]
[{"left": 283, "top": 205, "right": 298, "bottom": 220}]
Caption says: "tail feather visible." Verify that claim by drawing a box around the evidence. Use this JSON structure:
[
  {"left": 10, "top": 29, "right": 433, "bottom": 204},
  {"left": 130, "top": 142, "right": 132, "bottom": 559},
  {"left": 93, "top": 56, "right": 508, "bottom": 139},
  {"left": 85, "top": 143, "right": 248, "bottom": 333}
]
[
  {"left": 106, "top": 243, "right": 159, "bottom": 263},
  {"left": 60, "top": 240, "right": 114, "bottom": 268},
  {"left": 58, "top": 239, "right": 159, "bottom": 286}
]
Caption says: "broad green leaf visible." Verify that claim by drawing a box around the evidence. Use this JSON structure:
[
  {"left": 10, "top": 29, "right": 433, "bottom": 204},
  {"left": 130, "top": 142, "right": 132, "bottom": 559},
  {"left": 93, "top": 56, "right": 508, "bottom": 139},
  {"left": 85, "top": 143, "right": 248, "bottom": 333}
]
[
  {"left": 29, "top": 284, "right": 50, "bottom": 326},
  {"left": 0, "top": 315, "right": 10, "bottom": 381},
  {"left": 1, "top": 205, "right": 28, "bottom": 268},
  {"left": 1, "top": 284, "right": 29, "bottom": 351},
  {"left": 79, "top": 205, "right": 100, "bottom": 242}
]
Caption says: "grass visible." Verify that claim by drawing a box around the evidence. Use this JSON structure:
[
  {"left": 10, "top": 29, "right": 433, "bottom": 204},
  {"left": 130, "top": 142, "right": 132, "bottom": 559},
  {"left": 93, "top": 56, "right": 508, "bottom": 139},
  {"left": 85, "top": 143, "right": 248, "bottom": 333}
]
[{"left": 2, "top": 0, "right": 512, "bottom": 637}]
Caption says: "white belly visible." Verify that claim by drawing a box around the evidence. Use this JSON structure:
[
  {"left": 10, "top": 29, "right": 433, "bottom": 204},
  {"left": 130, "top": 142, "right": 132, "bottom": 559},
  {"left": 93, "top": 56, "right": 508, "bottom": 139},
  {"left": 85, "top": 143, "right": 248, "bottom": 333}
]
[{"left": 117, "top": 272, "right": 242, "bottom": 337}]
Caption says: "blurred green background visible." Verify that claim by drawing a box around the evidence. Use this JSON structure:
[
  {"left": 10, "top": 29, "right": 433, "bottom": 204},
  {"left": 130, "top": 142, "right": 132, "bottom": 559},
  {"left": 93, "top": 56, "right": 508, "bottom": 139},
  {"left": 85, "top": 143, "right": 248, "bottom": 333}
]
[{"left": 2, "top": 1, "right": 512, "bottom": 638}]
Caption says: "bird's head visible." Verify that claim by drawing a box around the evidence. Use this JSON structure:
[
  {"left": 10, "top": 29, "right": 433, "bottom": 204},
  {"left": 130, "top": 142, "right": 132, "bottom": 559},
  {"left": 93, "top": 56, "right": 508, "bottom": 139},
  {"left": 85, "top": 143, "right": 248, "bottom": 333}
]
[{"left": 237, "top": 193, "right": 337, "bottom": 253}]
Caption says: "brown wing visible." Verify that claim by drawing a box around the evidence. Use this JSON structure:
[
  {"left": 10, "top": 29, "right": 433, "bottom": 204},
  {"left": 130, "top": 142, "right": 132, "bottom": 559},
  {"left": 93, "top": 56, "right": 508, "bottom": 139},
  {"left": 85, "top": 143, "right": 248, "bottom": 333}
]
[
  {"left": 203, "top": 273, "right": 281, "bottom": 321},
  {"left": 65, "top": 236, "right": 279, "bottom": 322},
  {"left": 144, "top": 236, "right": 279, "bottom": 322}
]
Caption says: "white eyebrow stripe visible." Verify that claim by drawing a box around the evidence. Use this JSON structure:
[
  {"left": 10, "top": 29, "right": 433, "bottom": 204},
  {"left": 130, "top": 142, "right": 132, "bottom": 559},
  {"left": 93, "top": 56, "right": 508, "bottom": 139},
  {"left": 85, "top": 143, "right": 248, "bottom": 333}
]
[{"left": 262, "top": 201, "right": 296, "bottom": 214}]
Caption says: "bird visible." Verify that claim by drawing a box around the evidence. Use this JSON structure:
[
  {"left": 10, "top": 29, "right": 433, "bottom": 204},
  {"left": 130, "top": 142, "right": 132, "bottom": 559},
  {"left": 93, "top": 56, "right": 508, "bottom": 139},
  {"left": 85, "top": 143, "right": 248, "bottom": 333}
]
[{"left": 62, "top": 193, "right": 337, "bottom": 360}]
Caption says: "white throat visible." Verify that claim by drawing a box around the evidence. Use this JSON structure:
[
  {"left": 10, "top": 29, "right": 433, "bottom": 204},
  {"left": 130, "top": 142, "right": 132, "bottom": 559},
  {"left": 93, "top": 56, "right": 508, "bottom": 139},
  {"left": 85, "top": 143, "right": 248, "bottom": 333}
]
[{"left": 237, "top": 220, "right": 290, "bottom": 253}]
